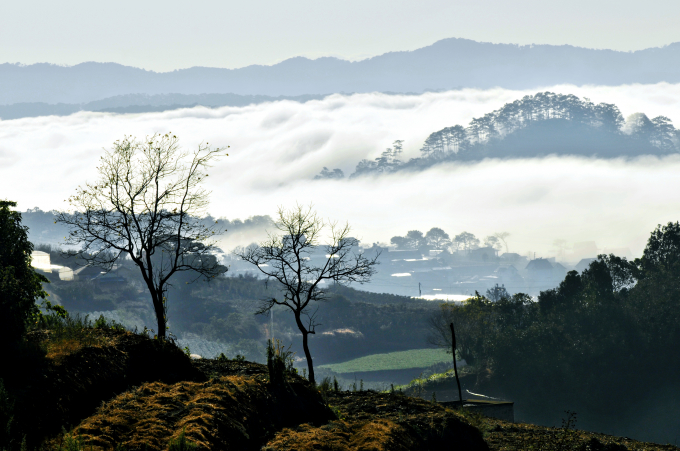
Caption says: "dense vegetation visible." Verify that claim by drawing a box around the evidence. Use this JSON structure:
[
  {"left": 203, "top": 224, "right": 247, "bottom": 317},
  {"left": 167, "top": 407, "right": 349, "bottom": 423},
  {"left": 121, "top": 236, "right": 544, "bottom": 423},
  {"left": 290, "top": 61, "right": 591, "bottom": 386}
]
[
  {"left": 0, "top": 201, "right": 49, "bottom": 346},
  {"left": 429, "top": 221, "right": 680, "bottom": 441}
]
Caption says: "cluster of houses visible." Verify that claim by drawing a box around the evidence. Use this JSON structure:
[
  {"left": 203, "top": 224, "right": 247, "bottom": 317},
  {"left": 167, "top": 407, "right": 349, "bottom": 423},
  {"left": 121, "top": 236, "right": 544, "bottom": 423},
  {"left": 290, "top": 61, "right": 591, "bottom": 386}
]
[
  {"left": 30, "top": 250, "right": 130, "bottom": 284},
  {"left": 33, "top": 242, "right": 607, "bottom": 300},
  {"left": 357, "top": 245, "right": 598, "bottom": 298},
  {"left": 223, "top": 241, "right": 602, "bottom": 299}
]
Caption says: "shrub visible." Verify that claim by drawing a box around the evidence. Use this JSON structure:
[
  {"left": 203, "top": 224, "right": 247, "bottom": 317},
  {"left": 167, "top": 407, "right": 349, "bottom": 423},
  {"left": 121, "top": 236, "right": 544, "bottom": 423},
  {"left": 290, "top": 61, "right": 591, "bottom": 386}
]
[
  {"left": 93, "top": 314, "right": 125, "bottom": 332},
  {"left": 168, "top": 428, "right": 198, "bottom": 451},
  {"left": 59, "top": 428, "right": 85, "bottom": 451},
  {"left": 317, "top": 377, "right": 332, "bottom": 405},
  {"left": 266, "top": 339, "right": 294, "bottom": 387}
]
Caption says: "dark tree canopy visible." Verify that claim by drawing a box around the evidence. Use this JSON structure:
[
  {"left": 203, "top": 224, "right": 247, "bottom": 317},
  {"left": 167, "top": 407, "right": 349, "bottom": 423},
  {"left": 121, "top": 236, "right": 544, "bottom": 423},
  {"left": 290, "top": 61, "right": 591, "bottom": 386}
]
[
  {"left": 639, "top": 221, "right": 680, "bottom": 273},
  {"left": 427, "top": 221, "right": 680, "bottom": 437},
  {"left": 0, "top": 201, "right": 48, "bottom": 345},
  {"left": 390, "top": 229, "right": 428, "bottom": 251},
  {"left": 425, "top": 227, "right": 451, "bottom": 250},
  {"left": 453, "top": 231, "right": 479, "bottom": 252}
]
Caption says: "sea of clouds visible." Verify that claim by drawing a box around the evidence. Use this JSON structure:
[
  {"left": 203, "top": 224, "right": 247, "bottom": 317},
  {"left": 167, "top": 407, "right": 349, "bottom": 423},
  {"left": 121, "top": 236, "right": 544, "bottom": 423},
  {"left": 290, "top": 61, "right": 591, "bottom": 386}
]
[{"left": 2, "top": 82, "right": 680, "bottom": 258}]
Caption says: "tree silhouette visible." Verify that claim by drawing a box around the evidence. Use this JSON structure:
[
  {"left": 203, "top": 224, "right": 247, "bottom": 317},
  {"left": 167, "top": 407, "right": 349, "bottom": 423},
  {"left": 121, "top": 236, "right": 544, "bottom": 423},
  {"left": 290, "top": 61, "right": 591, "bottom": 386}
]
[
  {"left": 426, "top": 227, "right": 451, "bottom": 250},
  {"left": 484, "top": 236, "right": 503, "bottom": 251},
  {"left": 453, "top": 232, "right": 480, "bottom": 253},
  {"left": 314, "top": 167, "right": 345, "bottom": 180},
  {"left": 235, "top": 204, "right": 379, "bottom": 385},
  {"left": 57, "top": 133, "right": 228, "bottom": 339},
  {"left": 493, "top": 232, "right": 510, "bottom": 254},
  {"left": 0, "top": 201, "right": 49, "bottom": 346}
]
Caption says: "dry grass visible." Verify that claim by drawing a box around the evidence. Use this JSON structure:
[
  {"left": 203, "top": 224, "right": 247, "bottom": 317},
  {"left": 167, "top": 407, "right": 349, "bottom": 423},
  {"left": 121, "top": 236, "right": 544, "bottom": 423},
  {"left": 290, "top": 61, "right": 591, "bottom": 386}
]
[
  {"left": 262, "top": 419, "right": 417, "bottom": 451},
  {"left": 8, "top": 329, "right": 204, "bottom": 448},
  {"left": 22, "top": 329, "right": 675, "bottom": 451},
  {"left": 65, "top": 376, "right": 269, "bottom": 450},
  {"left": 44, "top": 371, "right": 334, "bottom": 451}
]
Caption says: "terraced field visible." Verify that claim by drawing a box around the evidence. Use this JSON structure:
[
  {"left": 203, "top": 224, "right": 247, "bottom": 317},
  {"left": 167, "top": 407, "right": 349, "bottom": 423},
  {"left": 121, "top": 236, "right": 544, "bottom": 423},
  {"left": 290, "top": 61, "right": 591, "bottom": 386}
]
[{"left": 319, "top": 348, "right": 452, "bottom": 373}]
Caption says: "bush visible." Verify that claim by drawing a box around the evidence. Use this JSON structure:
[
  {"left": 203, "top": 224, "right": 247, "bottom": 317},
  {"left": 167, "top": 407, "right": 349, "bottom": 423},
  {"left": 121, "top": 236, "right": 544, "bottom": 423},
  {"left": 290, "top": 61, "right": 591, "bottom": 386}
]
[
  {"left": 266, "top": 339, "right": 294, "bottom": 387},
  {"left": 93, "top": 314, "right": 126, "bottom": 332},
  {"left": 59, "top": 428, "right": 85, "bottom": 451},
  {"left": 168, "top": 428, "right": 198, "bottom": 451}
]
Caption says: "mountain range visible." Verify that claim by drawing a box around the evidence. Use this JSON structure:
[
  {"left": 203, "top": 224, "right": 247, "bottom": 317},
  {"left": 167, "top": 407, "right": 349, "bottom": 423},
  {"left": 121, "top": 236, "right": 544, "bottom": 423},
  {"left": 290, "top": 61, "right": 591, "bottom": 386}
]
[{"left": 2, "top": 38, "right": 680, "bottom": 107}]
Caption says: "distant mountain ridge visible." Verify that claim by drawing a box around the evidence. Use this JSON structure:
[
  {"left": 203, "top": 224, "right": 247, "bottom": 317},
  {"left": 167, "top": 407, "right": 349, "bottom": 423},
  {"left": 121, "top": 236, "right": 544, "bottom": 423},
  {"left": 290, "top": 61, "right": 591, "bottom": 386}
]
[
  {"left": 0, "top": 93, "right": 326, "bottom": 120},
  {"left": 2, "top": 38, "right": 680, "bottom": 105}
]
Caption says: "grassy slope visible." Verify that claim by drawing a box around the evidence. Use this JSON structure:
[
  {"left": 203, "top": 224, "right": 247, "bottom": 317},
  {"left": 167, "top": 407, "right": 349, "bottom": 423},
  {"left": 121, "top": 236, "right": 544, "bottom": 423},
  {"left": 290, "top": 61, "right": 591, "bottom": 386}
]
[{"left": 319, "top": 348, "right": 451, "bottom": 373}]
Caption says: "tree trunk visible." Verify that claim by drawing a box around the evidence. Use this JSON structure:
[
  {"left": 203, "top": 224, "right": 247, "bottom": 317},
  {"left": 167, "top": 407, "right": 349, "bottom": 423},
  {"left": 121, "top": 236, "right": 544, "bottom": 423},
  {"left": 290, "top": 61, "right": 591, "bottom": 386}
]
[
  {"left": 151, "top": 291, "right": 166, "bottom": 339},
  {"left": 302, "top": 331, "right": 315, "bottom": 386},
  {"left": 295, "top": 313, "right": 315, "bottom": 385}
]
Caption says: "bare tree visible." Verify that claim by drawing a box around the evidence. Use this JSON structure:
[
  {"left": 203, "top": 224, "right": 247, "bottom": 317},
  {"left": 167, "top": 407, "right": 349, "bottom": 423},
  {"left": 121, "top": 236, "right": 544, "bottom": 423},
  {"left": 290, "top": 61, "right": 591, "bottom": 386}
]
[
  {"left": 235, "top": 204, "right": 379, "bottom": 385},
  {"left": 493, "top": 232, "right": 510, "bottom": 254},
  {"left": 57, "top": 133, "right": 229, "bottom": 339}
]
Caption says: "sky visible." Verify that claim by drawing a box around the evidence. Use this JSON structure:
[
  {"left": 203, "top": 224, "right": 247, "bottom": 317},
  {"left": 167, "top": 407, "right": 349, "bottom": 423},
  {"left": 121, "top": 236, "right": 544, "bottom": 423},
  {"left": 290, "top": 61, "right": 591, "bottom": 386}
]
[
  {"left": 3, "top": 83, "right": 680, "bottom": 259},
  {"left": 2, "top": 0, "right": 680, "bottom": 71}
]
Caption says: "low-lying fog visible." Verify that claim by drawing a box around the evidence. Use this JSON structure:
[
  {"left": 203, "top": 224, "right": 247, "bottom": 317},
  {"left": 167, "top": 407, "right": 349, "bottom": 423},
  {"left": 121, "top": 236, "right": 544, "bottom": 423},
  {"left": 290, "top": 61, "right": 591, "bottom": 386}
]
[{"left": 2, "top": 83, "right": 680, "bottom": 258}]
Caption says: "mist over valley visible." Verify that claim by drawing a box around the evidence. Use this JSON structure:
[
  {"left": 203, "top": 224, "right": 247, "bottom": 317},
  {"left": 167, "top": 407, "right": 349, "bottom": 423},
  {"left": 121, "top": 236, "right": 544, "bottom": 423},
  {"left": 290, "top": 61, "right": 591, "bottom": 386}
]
[
  {"left": 5, "top": 83, "right": 680, "bottom": 262},
  {"left": 3, "top": 30, "right": 680, "bottom": 449}
]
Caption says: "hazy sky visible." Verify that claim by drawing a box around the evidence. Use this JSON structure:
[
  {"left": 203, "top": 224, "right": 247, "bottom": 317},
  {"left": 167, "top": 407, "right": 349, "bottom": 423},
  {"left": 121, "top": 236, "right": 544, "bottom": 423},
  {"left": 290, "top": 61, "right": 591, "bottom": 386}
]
[
  {"left": 3, "top": 83, "right": 680, "bottom": 258},
  {"left": 2, "top": 0, "right": 680, "bottom": 71}
]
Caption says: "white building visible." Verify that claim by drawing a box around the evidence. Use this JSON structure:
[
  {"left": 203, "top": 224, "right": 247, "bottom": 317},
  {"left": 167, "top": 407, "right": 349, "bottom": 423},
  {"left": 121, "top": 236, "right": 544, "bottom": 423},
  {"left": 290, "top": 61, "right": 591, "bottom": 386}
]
[
  {"left": 30, "top": 250, "right": 74, "bottom": 281},
  {"left": 31, "top": 250, "right": 51, "bottom": 271}
]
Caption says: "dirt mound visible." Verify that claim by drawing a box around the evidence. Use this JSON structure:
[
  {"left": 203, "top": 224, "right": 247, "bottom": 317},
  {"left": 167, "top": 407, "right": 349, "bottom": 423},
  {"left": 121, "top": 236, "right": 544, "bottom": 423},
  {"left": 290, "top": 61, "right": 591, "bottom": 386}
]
[
  {"left": 262, "top": 419, "right": 418, "bottom": 451},
  {"left": 192, "top": 358, "right": 269, "bottom": 378},
  {"left": 327, "top": 391, "right": 489, "bottom": 451},
  {"left": 56, "top": 374, "right": 334, "bottom": 451},
  {"left": 259, "top": 389, "right": 488, "bottom": 451},
  {"left": 7, "top": 330, "right": 204, "bottom": 447}
]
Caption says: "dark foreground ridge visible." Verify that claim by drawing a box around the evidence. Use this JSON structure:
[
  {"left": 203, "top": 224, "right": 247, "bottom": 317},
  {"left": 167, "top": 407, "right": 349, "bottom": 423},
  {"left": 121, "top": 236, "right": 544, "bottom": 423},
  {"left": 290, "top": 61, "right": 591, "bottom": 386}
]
[{"left": 3, "top": 329, "right": 677, "bottom": 450}]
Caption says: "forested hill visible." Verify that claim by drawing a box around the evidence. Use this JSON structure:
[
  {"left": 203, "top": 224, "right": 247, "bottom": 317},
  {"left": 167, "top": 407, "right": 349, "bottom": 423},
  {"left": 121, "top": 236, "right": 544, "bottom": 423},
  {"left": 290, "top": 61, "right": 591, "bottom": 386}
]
[
  {"left": 347, "top": 92, "right": 680, "bottom": 177},
  {"left": 2, "top": 38, "right": 680, "bottom": 105}
]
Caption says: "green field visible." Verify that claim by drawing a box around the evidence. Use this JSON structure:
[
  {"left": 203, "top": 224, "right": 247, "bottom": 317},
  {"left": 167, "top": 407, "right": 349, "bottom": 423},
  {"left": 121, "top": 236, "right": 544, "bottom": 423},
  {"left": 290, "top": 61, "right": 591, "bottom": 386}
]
[{"left": 319, "top": 348, "right": 451, "bottom": 373}]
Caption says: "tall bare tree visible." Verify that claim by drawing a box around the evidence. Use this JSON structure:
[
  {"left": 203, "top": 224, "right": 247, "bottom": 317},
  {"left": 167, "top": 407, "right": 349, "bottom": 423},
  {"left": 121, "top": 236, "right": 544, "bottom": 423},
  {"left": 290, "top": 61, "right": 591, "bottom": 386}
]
[
  {"left": 57, "top": 133, "right": 228, "bottom": 338},
  {"left": 236, "top": 204, "right": 379, "bottom": 385}
]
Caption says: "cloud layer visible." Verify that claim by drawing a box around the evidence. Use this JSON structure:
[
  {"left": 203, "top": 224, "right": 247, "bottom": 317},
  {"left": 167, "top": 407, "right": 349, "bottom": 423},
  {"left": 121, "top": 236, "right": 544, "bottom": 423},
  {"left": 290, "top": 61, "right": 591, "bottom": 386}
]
[{"left": 2, "top": 83, "right": 680, "bottom": 258}]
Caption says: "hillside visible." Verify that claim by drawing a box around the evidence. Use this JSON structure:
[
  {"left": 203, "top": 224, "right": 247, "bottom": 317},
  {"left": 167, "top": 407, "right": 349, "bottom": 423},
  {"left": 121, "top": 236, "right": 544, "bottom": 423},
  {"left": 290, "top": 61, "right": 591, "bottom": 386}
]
[
  {"left": 0, "top": 325, "right": 487, "bottom": 450},
  {"left": 2, "top": 325, "right": 676, "bottom": 451},
  {"left": 350, "top": 91, "right": 680, "bottom": 175},
  {"left": 2, "top": 39, "right": 680, "bottom": 105}
]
